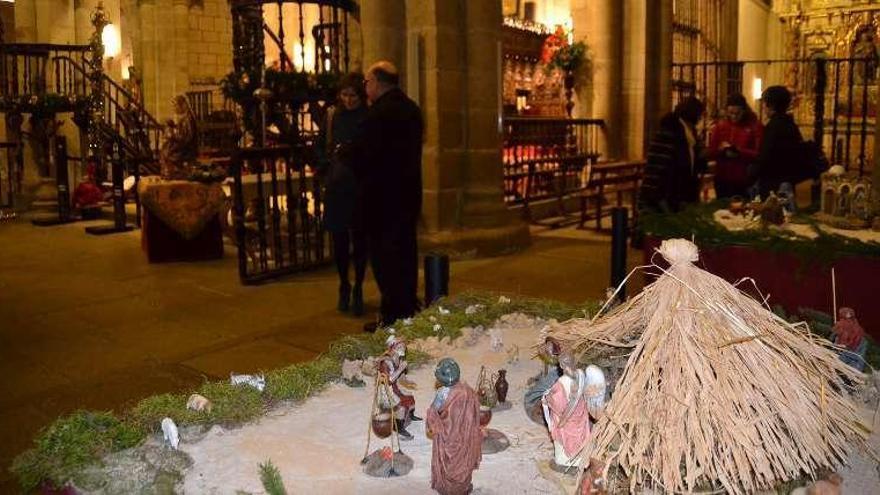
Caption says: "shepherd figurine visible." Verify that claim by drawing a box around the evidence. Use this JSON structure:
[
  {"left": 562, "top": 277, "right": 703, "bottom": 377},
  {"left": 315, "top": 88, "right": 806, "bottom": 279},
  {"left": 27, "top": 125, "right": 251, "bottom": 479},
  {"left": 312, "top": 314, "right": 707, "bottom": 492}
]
[
  {"left": 377, "top": 333, "right": 421, "bottom": 440},
  {"left": 427, "top": 358, "right": 482, "bottom": 495}
]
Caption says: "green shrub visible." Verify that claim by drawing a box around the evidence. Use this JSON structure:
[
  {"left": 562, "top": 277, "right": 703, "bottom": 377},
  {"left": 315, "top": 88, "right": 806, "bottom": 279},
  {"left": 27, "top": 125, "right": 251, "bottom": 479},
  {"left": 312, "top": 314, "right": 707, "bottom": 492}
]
[
  {"left": 266, "top": 356, "right": 341, "bottom": 401},
  {"left": 259, "top": 459, "right": 287, "bottom": 495},
  {"left": 11, "top": 411, "right": 141, "bottom": 493}
]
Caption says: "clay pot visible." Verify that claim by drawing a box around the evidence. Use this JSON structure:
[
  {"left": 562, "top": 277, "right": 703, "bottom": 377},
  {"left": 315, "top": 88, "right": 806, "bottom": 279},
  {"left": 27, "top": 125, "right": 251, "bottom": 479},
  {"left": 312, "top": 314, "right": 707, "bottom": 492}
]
[
  {"left": 479, "top": 406, "right": 492, "bottom": 427},
  {"left": 372, "top": 412, "right": 392, "bottom": 438},
  {"left": 494, "top": 369, "right": 509, "bottom": 403}
]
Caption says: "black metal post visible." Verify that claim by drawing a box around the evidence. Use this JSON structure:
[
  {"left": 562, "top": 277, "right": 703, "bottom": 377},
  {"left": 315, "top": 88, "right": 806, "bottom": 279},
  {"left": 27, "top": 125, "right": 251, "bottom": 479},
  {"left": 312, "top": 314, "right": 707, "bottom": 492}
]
[
  {"left": 232, "top": 159, "right": 249, "bottom": 283},
  {"left": 813, "top": 58, "right": 827, "bottom": 146},
  {"left": 32, "top": 137, "right": 75, "bottom": 226},
  {"left": 610, "top": 207, "right": 628, "bottom": 301},
  {"left": 424, "top": 253, "right": 449, "bottom": 308},
  {"left": 85, "top": 140, "right": 133, "bottom": 235},
  {"left": 810, "top": 58, "right": 828, "bottom": 213}
]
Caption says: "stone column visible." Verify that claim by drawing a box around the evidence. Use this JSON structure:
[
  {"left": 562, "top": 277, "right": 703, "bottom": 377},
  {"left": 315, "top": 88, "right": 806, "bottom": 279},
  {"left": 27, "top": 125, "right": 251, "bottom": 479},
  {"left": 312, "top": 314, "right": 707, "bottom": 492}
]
[
  {"left": 572, "top": 0, "right": 624, "bottom": 159},
  {"left": 621, "top": 0, "right": 647, "bottom": 160},
  {"left": 35, "top": 0, "right": 76, "bottom": 44},
  {"left": 138, "top": 0, "right": 158, "bottom": 117},
  {"left": 75, "top": 0, "right": 101, "bottom": 44},
  {"left": 13, "top": 0, "right": 38, "bottom": 42},
  {"left": 410, "top": 0, "right": 529, "bottom": 255},
  {"left": 172, "top": 0, "right": 191, "bottom": 97},
  {"left": 120, "top": 0, "right": 140, "bottom": 80},
  {"left": 459, "top": 0, "right": 519, "bottom": 230},
  {"left": 360, "top": 0, "right": 407, "bottom": 78},
  {"left": 643, "top": 0, "right": 673, "bottom": 155}
]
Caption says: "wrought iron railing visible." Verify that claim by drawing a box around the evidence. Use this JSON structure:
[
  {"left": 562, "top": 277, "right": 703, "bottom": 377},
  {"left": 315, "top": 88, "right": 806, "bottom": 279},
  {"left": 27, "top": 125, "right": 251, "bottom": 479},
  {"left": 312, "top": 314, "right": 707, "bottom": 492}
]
[
  {"left": 502, "top": 117, "right": 605, "bottom": 210},
  {"left": 186, "top": 87, "right": 240, "bottom": 154},
  {"left": 672, "top": 57, "right": 877, "bottom": 176},
  {"left": 0, "top": 43, "right": 90, "bottom": 99},
  {"left": 230, "top": 145, "right": 329, "bottom": 284},
  {"left": 53, "top": 55, "right": 163, "bottom": 174}
]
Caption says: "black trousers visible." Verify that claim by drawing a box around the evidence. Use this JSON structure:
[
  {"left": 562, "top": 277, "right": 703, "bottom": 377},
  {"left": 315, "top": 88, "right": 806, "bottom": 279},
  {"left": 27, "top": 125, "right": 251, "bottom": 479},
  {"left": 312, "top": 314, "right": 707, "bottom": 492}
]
[
  {"left": 367, "top": 221, "right": 419, "bottom": 326},
  {"left": 331, "top": 229, "right": 367, "bottom": 288}
]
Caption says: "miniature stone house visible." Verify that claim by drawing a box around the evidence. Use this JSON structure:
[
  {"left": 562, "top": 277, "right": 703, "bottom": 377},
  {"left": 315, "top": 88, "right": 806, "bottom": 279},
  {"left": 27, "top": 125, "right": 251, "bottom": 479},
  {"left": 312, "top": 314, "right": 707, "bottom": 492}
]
[{"left": 820, "top": 169, "right": 874, "bottom": 227}]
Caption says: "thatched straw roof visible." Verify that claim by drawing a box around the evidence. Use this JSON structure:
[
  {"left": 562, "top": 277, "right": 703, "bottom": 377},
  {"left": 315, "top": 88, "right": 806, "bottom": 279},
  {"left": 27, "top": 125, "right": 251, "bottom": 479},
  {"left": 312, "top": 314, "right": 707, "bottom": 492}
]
[{"left": 549, "top": 239, "right": 870, "bottom": 494}]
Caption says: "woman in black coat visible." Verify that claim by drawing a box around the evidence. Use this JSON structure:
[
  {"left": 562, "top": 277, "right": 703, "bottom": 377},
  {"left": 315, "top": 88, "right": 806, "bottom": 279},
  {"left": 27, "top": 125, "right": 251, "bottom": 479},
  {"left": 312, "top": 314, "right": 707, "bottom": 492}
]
[
  {"left": 317, "top": 73, "right": 369, "bottom": 315},
  {"left": 754, "top": 85, "right": 804, "bottom": 198},
  {"left": 639, "top": 97, "right": 707, "bottom": 213}
]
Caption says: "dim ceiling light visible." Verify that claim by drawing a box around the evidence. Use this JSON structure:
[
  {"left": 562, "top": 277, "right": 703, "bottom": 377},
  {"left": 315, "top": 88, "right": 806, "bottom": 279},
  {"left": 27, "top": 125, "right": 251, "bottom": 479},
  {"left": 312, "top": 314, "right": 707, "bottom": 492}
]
[{"left": 102, "top": 24, "right": 121, "bottom": 58}]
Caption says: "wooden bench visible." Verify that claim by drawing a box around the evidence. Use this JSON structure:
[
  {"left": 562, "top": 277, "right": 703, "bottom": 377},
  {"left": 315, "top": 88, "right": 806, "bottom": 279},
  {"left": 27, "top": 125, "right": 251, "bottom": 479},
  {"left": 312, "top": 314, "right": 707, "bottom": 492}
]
[{"left": 579, "top": 160, "right": 645, "bottom": 230}]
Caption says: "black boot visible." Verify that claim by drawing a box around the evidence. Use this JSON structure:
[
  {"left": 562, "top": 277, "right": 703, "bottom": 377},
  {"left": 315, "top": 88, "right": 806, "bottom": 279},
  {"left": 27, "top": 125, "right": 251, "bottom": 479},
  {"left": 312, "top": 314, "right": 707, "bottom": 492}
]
[
  {"left": 396, "top": 420, "right": 413, "bottom": 440},
  {"left": 351, "top": 284, "right": 364, "bottom": 316},
  {"left": 409, "top": 410, "right": 422, "bottom": 422},
  {"left": 337, "top": 283, "right": 351, "bottom": 312}
]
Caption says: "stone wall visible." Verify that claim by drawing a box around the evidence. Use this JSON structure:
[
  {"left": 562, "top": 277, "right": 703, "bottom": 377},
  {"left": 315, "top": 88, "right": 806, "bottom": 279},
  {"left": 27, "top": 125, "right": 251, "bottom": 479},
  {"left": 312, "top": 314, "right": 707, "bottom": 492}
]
[{"left": 187, "top": 0, "right": 234, "bottom": 85}]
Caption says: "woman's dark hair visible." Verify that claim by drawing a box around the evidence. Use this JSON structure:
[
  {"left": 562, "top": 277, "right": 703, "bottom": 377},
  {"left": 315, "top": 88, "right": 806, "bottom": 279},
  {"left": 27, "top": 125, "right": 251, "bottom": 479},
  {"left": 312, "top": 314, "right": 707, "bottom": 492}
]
[
  {"left": 725, "top": 92, "right": 755, "bottom": 119},
  {"left": 338, "top": 72, "right": 366, "bottom": 103},
  {"left": 761, "top": 85, "right": 792, "bottom": 113},
  {"left": 726, "top": 93, "right": 747, "bottom": 108},
  {"left": 674, "top": 96, "right": 705, "bottom": 125}
]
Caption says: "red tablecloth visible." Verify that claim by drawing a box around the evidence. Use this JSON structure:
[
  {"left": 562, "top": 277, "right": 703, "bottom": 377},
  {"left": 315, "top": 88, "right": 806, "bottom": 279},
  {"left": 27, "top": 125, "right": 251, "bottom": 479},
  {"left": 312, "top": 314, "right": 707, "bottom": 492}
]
[{"left": 644, "top": 237, "right": 880, "bottom": 340}]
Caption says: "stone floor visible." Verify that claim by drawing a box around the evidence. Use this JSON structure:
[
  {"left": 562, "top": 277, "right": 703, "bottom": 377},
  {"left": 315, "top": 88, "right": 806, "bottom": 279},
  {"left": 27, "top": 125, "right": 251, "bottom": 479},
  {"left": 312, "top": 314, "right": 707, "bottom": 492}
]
[{"left": 0, "top": 214, "right": 640, "bottom": 492}]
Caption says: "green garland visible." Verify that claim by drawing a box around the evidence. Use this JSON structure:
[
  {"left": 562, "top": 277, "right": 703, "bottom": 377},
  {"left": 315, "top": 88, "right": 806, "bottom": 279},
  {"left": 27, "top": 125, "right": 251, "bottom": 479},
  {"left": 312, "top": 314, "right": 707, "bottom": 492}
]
[
  {"left": 220, "top": 69, "right": 340, "bottom": 107},
  {"left": 641, "top": 202, "right": 880, "bottom": 266},
  {"left": 0, "top": 93, "right": 89, "bottom": 118}
]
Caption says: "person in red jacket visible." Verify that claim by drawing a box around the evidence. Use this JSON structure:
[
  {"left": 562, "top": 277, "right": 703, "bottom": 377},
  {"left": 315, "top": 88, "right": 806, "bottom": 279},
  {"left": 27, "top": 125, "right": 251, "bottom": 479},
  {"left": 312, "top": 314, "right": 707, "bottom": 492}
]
[{"left": 708, "top": 93, "right": 763, "bottom": 199}]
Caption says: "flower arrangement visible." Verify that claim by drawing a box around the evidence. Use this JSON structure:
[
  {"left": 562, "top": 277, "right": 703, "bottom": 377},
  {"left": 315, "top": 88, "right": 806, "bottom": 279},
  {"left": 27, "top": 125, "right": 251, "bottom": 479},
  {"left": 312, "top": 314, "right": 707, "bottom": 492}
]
[{"left": 542, "top": 27, "right": 587, "bottom": 73}]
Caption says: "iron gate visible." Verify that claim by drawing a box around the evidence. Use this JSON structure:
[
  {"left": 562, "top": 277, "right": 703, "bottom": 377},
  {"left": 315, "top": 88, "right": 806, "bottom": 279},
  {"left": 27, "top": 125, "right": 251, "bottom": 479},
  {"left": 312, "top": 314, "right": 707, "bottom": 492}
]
[
  {"left": 672, "top": 57, "right": 877, "bottom": 176},
  {"left": 231, "top": 145, "right": 329, "bottom": 284}
]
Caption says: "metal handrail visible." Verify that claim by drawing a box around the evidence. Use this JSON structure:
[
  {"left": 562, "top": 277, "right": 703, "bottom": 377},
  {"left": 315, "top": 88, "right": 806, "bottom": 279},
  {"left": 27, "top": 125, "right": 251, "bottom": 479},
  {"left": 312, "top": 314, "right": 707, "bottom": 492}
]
[{"left": 52, "top": 55, "right": 162, "bottom": 130}]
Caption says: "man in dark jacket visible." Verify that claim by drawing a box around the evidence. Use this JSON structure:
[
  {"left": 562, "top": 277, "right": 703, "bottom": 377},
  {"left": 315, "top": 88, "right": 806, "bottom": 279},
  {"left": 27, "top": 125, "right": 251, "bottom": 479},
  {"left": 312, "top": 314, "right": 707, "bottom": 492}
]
[
  {"left": 639, "top": 97, "right": 707, "bottom": 213},
  {"left": 754, "top": 85, "right": 804, "bottom": 198},
  {"left": 357, "top": 61, "right": 423, "bottom": 330}
]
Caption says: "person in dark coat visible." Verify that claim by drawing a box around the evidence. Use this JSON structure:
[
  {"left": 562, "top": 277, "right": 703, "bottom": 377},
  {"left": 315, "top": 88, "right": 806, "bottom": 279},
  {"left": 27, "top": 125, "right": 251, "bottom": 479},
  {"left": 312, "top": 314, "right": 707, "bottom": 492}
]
[
  {"left": 356, "top": 61, "right": 423, "bottom": 331},
  {"left": 754, "top": 85, "right": 804, "bottom": 198},
  {"left": 317, "top": 73, "right": 369, "bottom": 315},
  {"left": 639, "top": 97, "right": 707, "bottom": 213}
]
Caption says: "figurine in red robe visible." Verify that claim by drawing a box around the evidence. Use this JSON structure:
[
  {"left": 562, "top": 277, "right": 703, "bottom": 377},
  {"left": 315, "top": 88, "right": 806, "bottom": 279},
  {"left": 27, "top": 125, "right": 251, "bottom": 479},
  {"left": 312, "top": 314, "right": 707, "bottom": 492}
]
[
  {"left": 542, "top": 351, "right": 591, "bottom": 469},
  {"left": 832, "top": 307, "right": 867, "bottom": 371},
  {"left": 427, "top": 358, "right": 482, "bottom": 495}
]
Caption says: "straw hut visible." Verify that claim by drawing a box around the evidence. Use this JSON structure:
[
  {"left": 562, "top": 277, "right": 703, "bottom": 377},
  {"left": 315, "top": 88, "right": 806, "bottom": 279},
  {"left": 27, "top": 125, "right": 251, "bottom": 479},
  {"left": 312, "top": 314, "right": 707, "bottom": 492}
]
[{"left": 549, "top": 238, "right": 870, "bottom": 494}]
